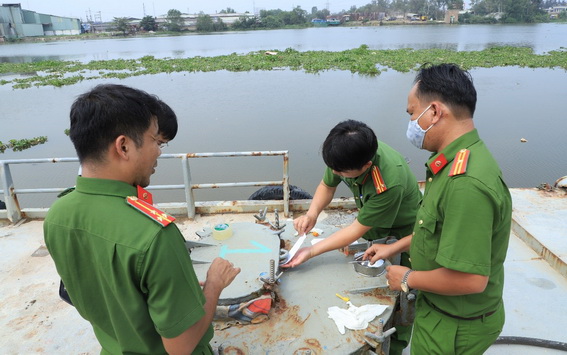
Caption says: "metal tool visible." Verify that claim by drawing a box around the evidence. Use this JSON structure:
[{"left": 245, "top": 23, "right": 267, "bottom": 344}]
[
  {"left": 195, "top": 229, "right": 212, "bottom": 239},
  {"left": 185, "top": 240, "right": 215, "bottom": 249},
  {"left": 347, "top": 285, "right": 389, "bottom": 294},
  {"left": 185, "top": 240, "right": 215, "bottom": 264},
  {"left": 191, "top": 259, "right": 211, "bottom": 264},
  {"left": 353, "top": 251, "right": 365, "bottom": 261}
]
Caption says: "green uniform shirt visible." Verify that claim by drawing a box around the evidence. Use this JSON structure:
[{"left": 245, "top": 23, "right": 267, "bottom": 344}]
[
  {"left": 410, "top": 129, "right": 512, "bottom": 318},
  {"left": 44, "top": 177, "right": 213, "bottom": 354},
  {"left": 323, "top": 141, "right": 421, "bottom": 240}
]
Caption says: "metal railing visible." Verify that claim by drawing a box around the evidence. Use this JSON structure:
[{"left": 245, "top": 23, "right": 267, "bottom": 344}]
[{"left": 0, "top": 151, "right": 290, "bottom": 223}]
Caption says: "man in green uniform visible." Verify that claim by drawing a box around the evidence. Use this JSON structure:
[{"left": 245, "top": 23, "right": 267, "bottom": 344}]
[
  {"left": 283, "top": 119, "right": 421, "bottom": 355},
  {"left": 364, "top": 63, "right": 512, "bottom": 354},
  {"left": 44, "top": 84, "right": 240, "bottom": 354}
]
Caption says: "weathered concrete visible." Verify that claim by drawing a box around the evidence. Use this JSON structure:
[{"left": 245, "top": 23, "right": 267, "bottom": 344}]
[{"left": 1, "top": 190, "right": 567, "bottom": 354}]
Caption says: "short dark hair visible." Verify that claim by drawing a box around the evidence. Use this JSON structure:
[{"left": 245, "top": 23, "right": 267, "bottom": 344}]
[
  {"left": 70, "top": 84, "right": 161, "bottom": 163},
  {"left": 155, "top": 100, "right": 178, "bottom": 141},
  {"left": 322, "top": 120, "right": 378, "bottom": 172},
  {"left": 414, "top": 63, "right": 477, "bottom": 118}
]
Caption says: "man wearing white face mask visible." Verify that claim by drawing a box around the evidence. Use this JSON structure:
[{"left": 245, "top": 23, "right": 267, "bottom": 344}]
[
  {"left": 406, "top": 104, "right": 433, "bottom": 149},
  {"left": 364, "top": 63, "right": 512, "bottom": 354}
]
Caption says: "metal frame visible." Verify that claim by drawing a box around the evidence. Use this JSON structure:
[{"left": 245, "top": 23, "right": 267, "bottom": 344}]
[{"left": 0, "top": 151, "right": 290, "bottom": 222}]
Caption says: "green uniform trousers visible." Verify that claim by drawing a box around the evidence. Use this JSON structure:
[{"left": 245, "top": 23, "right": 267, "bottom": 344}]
[
  {"left": 410, "top": 295, "right": 504, "bottom": 355},
  {"left": 389, "top": 252, "right": 412, "bottom": 355},
  {"left": 390, "top": 323, "right": 412, "bottom": 355}
]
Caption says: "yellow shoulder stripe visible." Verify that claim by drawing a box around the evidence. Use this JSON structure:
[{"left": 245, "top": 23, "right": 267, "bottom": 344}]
[
  {"left": 371, "top": 166, "right": 388, "bottom": 194},
  {"left": 126, "top": 196, "right": 175, "bottom": 227}
]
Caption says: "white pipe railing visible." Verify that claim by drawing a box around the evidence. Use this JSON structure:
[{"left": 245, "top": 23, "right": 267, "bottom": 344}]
[{"left": 0, "top": 151, "right": 290, "bottom": 223}]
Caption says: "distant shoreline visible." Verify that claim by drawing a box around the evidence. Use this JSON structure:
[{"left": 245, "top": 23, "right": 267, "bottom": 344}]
[{"left": 0, "top": 20, "right": 445, "bottom": 45}]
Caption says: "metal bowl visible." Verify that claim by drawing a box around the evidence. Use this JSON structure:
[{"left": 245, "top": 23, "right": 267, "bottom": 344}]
[{"left": 352, "top": 259, "right": 386, "bottom": 277}]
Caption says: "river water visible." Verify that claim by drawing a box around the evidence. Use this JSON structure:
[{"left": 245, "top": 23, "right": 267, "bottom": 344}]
[{"left": 1, "top": 24, "right": 566, "bottom": 208}]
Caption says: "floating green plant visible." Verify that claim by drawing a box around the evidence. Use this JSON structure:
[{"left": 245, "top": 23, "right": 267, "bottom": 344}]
[
  {"left": 1, "top": 46, "right": 566, "bottom": 89},
  {"left": 0, "top": 137, "right": 48, "bottom": 153}
]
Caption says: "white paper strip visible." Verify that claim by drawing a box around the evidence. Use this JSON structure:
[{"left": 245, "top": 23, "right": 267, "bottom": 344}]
[{"left": 283, "top": 234, "right": 306, "bottom": 264}]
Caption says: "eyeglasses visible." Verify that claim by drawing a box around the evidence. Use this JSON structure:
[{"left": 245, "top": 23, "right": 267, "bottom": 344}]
[{"left": 150, "top": 134, "right": 168, "bottom": 149}]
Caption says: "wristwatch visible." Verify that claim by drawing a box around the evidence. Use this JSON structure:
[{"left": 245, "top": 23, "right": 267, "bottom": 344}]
[{"left": 401, "top": 269, "right": 414, "bottom": 292}]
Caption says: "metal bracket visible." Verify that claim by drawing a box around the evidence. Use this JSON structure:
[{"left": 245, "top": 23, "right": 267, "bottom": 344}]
[
  {"left": 394, "top": 289, "right": 417, "bottom": 326},
  {"left": 254, "top": 206, "right": 268, "bottom": 223},
  {"left": 364, "top": 318, "right": 397, "bottom": 350},
  {"left": 268, "top": 209, "right": 286, "bottom": 230},
  {"left": 259, "top": 259, "right": 282, "bottom": 287}
]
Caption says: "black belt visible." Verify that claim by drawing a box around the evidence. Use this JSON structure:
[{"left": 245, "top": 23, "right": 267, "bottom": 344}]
[{"left": 425, "top": 297, "right": 496, "bottom": 321}]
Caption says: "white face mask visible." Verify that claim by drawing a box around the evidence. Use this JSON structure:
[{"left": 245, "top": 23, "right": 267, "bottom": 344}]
[{"left": 406, "top": 104, "right": 433, "bottom": 149}]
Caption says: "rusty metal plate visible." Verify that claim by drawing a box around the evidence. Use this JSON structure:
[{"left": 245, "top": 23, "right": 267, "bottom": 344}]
[
  {"left": 191, "top": 222, "right": 281, "bottom": 305},
  {"left": 210, "top": 223, "right": 397, "bottom": 354}
]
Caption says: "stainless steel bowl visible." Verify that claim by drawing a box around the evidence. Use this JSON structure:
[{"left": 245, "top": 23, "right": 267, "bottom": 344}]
[{"left": 352, "top": 259, "right": 386, "bottom": 277}]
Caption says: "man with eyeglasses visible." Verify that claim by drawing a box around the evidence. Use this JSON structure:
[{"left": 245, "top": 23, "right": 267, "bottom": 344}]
[{"left": 44, "top": 84, "right": 240, "bottom": 354}]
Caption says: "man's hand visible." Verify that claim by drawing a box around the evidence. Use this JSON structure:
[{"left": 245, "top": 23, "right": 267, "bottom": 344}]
[
  {"left": 363, "top": 243, "right": 397, "bottom": 264},
  {"left": 385, "top": 265, "right": 410, "bottom": 291},
  {"left": 280, "top": 246, "right": 313, "bottom": 268},
  {"left": 204, "top": 257, "right": 240, "bottom": 293},
  {"left": 162, "top": 257, "right": 240, "bottom": 354},
  {"left": 293, "top": 213, "right": 317, "bottom": 236},
  {"left": 363, "top": 235, "right": 412, "bottom": 265}
]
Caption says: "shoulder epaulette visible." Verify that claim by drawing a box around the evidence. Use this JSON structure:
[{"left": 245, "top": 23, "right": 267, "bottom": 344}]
[
  {"left": 57, "top": 187, "right": 75, "bottom": 198},
  {"left": 126, "top": 196, "right": 175, "bottom": 227},
  {"left": 448, "top": 149, "right": 470, "bottom": 177},
  {"left": 371, "top": 166, "right": 388, "bottom": 194}
]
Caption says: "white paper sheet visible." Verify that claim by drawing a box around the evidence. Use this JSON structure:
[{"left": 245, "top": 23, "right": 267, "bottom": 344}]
[{"left": 283, "top": 234, "right": 306, "bottom": 264}]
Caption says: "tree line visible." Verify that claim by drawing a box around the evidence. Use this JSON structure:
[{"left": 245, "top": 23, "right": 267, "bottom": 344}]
[
  {"left": 464, "top": 0, "right": 567, "bottom": 23},
  {"left": 110, "top": 0, "right": 565, "bottom": 34}
]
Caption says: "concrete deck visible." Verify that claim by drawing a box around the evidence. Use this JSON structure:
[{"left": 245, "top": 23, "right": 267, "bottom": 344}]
[
  {"left": 510, "top": 188, "right": 567, "bottom": 279},
  {"left": 0, "top": 187, "right": 566, "bottom": 354}
]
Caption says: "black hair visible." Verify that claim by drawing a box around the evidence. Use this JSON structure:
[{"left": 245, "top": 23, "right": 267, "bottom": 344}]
[
  {"left": 322, "top": 120, "right": 378, "bottom": 172},
  {"left": 155, "top": 100, "right": 178, "bottom": 141},
  {"left": 70, "top": 84, "right": 161, "bottom": 163},
  {"left": 414, "top": 63, "right": 477, "bottom": 117}
]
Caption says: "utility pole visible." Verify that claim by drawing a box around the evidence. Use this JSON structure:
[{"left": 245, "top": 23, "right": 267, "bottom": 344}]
[{"left": 143, "top": 3, "right": 146, "bottom": 17}]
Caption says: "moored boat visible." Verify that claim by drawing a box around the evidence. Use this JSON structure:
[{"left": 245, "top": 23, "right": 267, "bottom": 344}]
[{"left": 311, "top": 18, "right": 328, "bottom": 27}]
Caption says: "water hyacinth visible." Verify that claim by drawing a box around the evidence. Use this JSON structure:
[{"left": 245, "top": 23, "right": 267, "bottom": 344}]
[{"left": 1, "top": 45, "right": 566, "bottom": 89}]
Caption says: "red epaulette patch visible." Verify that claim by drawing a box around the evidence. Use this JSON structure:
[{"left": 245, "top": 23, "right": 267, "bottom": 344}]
[
  {"left": 126, "top": 196, "right": 175, "bottom": 227},
  {"left": 137, "top": 185, "right": 153, "bottom": 205},
  {"left": 371, "top": 166, "right": 388, "bottom": 194},
  {"left": 430, "top": 154, "right": 448, "bottom": 175},
  {"left": 448, "top": 149, "right": 471, "bottom": 177}
]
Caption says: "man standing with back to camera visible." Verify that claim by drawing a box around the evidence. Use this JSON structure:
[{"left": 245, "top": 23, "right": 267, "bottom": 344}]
[
  {"left": 44, "top": 84, "right": 240, "bottom": 354},
  {"left": 364, "top": 63, "right": 512, "bottom": 354}
]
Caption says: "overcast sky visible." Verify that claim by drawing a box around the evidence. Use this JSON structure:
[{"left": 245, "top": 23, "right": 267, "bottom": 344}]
[{"left": 23, "top": 1, "right": 471, "bottom": 22}]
